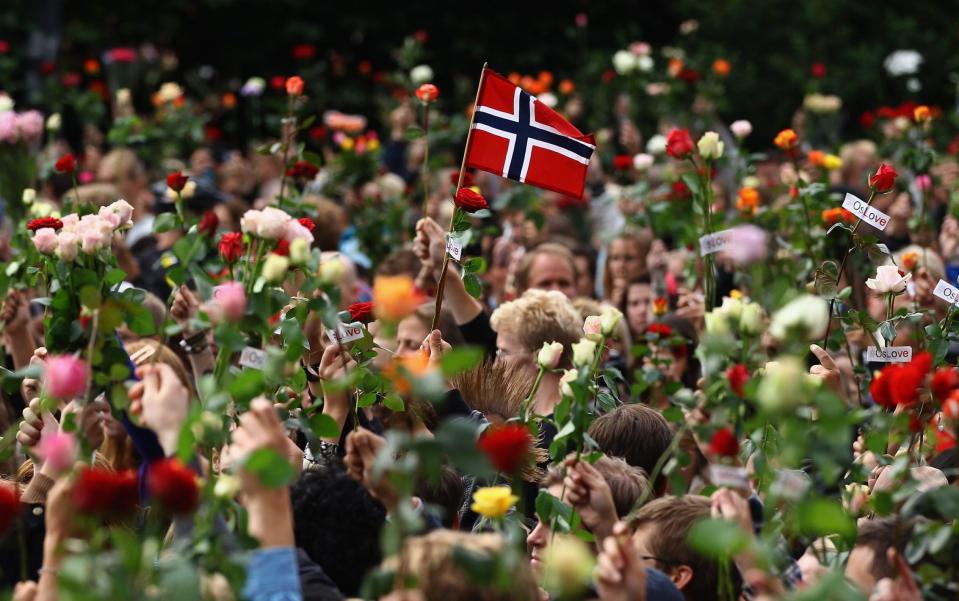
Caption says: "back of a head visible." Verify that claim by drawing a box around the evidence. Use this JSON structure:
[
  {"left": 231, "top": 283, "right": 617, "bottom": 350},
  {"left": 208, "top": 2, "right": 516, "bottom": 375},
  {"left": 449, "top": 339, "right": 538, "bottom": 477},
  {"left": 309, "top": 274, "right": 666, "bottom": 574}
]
[
  {"left": 628, "top": 495, "right": 742, "bottom": 601},
  {"left": 490, "top": 289, "right": 582, "bottom": 360},
  {"left": 593, "top": 456, "right": 649, "bottom": 517},
  {"left": 588, "top": 403, "right": 672, "bottom": 478},
  {"left": 395, "top": 530, "right": 539, "bottom": 601},
  {"left": 291, "top": 466, "right": 387, "bottom": 596},
  {"left": 854, "top": 517, "right": 913, "bottom": 584},
  {"left": 303, "top": 195, "right": 346, "bottom": 251}
]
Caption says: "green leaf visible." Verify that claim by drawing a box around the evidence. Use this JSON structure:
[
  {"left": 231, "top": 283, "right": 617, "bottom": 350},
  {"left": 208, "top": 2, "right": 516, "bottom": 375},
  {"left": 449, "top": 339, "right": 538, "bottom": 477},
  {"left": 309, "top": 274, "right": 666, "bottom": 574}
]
[
  {"left": 463, "top": 272, "right": 482, "bottom": 299},
  {"left": 439, "top": 346, "right": 483, "bottom": 376},
  {"left": 229, "top": 369, "right": 265, "bottom": 406},
  {"left": 383, "top": 394, "right": 405, "bottom": 412},
  {"left": 79, "top": 285, "right": 101, "bottom": 309},
  {"left": 104, "top": 268, "right": 127, "bottom": 286},
  {"left": 463, "top": 257, "right": 487, "bottom": 274},
  {"left": 356, "top": 391, "right": 378, "bottom": 408},
  {"left": 153, "top": 213, "right": 178, "bottom": 233},
  {"left": 241, "top": 448, "right": 297, "bottom": 488},
  {"left": 404, "top": 126, "right": 425, "bottom": 140},
  {"left": 309, "top": 412, "right": 340, "bottom": 438},
  {"left": 687, "top": 518, "right": 750, "bottom": 559},
  {"left": 798, "top": 498, "right": 855, "bottom": 540}
]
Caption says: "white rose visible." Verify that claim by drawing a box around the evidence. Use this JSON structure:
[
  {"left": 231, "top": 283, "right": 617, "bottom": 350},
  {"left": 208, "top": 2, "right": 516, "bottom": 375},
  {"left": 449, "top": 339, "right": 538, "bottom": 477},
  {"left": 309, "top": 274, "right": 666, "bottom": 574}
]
[
  {"left": 633, "top": 153, "right": 654, "bottom": 171},
  {"left": 697, "top": 131, "right": 724, "bottom": 159},
  {"left": 256, "top": 207, "right": 291, "bottom": 240},
  {"left": 537, "top": 341, "right": 564, "bottom": 370},
  {"left": 57, "top": 232, "right": 79, "bottom": 262},
  {"left": 718, "top": 296, "right": 743, "bottom": 322},
  {"left": 262, "top": 254, "right": 290, "bottom": 282},
  {"left": 769, "top": 294, "right": 829, "bottom": 341},
  {"left": 600, "top": 306, "right": 623, "bottom": 335},
  {"left": 0, "top": 94, "right": 13, "bottom": 113},
  {"left": 319, "top": 256, "right": 346, "bottom": 284},
  {"left": 704, "top": 310, "right": 730, "bottom": 336},
  {"left": 240, "top": 209, "right": 263, "bottom": 235},
  {"left": 866, "top": 265, "right": 910, "bottom": 295},
  {"left": 636, "top": 55, "right": 654, "bottom": 72},
  {"left": 537, "top": 92, "right": 558, "bottom": 108},
  {"left": 289, "top": 238, "right": 310, "bottom": 265},
  {"left": 157, "top": 82, "right": 184, "bottom": 104},
  {"left": 107, "top": 199, "right": 135, "bottom": 227},
  {"left": 21, "top": 188, "right": 35, "bottom": 205},
  {"left": 571, "top": 338, "right": 597, "bottom": 368},
  {"left": 410, "top": 64, "right": 434, "bottom": 85},
  {"left": 559, "top": 369, "right": 578, "bottom": 398},
  {"left": 740, "top": 302, "right": 765, "bottom": 335},
  {"left": 757, "top": 358, "right": 819, "bottom": 411},
  {"left": 612, "top": 50, "right": 638, "bottom": 75},
  {"left": 583, "top": 316, "right": 603, "bottom": 342},
  {"left": 214, "top": 474, "right": 242, "bottom": 499},
  {"left": 116, "top": 88, "right": 132, "bottom": 106},
  {"left": 646, "top": 134, "right": 667, "bottom": 155},
  {"left": 45, "top": 113, "right": 61, "bottom": 132},
  {"left": 730, "top": 120, "right": 752, "bottom": 139},
  {"left": 884, "top": 49, "right": 923, "bottom": 77}
]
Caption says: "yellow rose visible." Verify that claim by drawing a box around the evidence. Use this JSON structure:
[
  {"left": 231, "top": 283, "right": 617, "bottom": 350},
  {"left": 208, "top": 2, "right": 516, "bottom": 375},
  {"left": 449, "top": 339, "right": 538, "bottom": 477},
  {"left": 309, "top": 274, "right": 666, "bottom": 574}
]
[
  {"left": 263, "top": 254, "right": 290, "bottom": 282},
  {"left": 470, "top": 485, "right": 518, "bottom": 519},
  {"left": 821, "top": 154, "right": 842, "bottom": 171}
]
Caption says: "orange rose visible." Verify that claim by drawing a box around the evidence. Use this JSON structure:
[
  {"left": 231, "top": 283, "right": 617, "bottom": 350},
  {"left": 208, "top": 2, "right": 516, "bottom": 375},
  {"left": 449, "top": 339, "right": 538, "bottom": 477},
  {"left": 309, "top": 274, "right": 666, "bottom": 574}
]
[
  {"left": 807, "top": 150, "right": 825, "bottom": 167},
  {"left": 774, "top": 129, "right": 798, "bottom": 151},
  {"left": 373, "top": 275, "right": 425, "bottom": 322},
  {"left": 667, "top": 58, "right": 684, "bottom": 78},
  {"left": 901, "top": 251, "right": 919, "bottom": 271},
  {"left": 559, "top": 79, "right": 575, "bottom": 95},
  {"left": 736, "top": 187, "right": 760, "bottom": 216},
  {"left": 285, "top": 76, "right": 305, "bottom": 96},
  {"left": 383, "top": 350, "right": 431, "bottom": 396},
  {"left": 712, "top": 59, "right": 731, "bottom": 77},
  {"left": 914, "top": 105, "right": 931, "bottom": 123}
]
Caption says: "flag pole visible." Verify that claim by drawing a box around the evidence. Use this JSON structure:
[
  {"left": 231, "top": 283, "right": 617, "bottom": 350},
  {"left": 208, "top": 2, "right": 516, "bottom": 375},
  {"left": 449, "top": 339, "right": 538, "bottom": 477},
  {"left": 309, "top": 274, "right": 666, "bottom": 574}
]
[{"left": 430, "top": 62, "right": 488, "bottom": 332}]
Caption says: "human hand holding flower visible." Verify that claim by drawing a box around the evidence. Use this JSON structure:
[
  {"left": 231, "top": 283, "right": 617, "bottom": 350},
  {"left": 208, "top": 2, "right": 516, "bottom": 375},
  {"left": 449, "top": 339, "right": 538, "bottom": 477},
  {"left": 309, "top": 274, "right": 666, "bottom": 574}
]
[
  {"left": 344, "top": 426, "right": 397, "bottom": 509},
  {"left": 563, "top": 457, "right": 619, "bottom": 541},
  {"left": 595, "top": 522, "right": 647, "bottom": 601},
  {"left": 129, "top": 363, "right": 190, "bottom": 456}
]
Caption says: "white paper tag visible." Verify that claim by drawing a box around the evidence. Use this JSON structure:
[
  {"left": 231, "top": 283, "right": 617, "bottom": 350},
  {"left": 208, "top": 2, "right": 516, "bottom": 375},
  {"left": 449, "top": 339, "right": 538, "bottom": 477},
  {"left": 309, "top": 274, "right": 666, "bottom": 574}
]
[
  {"left": 698, "top": 229, "right": 732, "bottom": 256},
  {"left": 709, "top": 465, "right": 749, "bottom": 490},
  {"left": 326, "top": 321, "right": 365, "bottom": 345},
  {"left": 906, "top": 281, "right": 916, "bottom": 298},
  {"left": 446, "top": 235, "right": 463, "bottom": 261},
  {"left": 770, "top": 470, "right": 809, "bottom": 501},
  {"left": 866, "top": 346, "right": 913, "bottom": 363},
  {"left": 239, "top": 346, "right": 267, "bottom": 370},
  {"left": 841, "top": 193, "right": 890, "bottom": 231},
  {"left": 933, "top": 279, "right": 959, "bottom": 306}
]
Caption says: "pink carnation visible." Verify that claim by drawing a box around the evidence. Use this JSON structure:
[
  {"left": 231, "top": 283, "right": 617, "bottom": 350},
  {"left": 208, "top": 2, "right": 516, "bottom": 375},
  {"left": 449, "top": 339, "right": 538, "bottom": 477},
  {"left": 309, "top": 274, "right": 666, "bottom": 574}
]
[
  {"left": 43, "top": 355, "right": 90, "bottom": 401},
  {"left": 16, "top": 110, "right": 43, "bottom": 144}
]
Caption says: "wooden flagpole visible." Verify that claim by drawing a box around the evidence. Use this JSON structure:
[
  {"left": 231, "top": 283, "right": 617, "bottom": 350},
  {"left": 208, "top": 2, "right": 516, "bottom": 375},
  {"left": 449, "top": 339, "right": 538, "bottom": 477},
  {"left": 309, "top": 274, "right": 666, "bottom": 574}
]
[{"left": 430, "top": 62, "right": 488, "bottom": 331}]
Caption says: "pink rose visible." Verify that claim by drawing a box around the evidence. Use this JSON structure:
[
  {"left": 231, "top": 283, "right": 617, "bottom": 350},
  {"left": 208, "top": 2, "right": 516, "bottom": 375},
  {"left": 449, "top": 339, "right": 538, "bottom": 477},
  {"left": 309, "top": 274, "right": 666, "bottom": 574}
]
[
  {"left": 59, "top": 213, "right": 79, "bottom": 232},
  {"left": 16, "top": 110, "right": 43, "bottom": 144},
  {"left": 240, "top": 209, "right": 262, "bottom": 235},
  {"left": 32, "top": 228, "right": 58, "bottom": 254},
  {"left": 43, "top": 354, "right": 90, "bottom": 401},
  {"left": 256, "top": 207, "right": 291, "bottom": 239},
  {"left": 915, "top": 174, "right": 932, "bottom": 192},
  {"left": 212, "top": 282, "right": 247, "bottom": 321},
  {"left": 107, "top": 199, "right": 134, "bottom": 226},
  {"left": 38, "top": 432, "right": 77, "bottom": 472},
  {"left": 57, "top": 231, "right": 79, "bottom": 261},
  {"left": 583, "top": 315, "right": 603, "bottom": 341},
  {"left": 720, "top": 224, "right": 768, "bottom": 266},
  {"left": 80, "top": 228, "right": 108, "bottom": 254},
  {"left": 284, "top": 219, "right": 314, "bottom": 245},
  {"left": 0, "top": 111, "right": 17, "bottom": 143},
  {"left": 97, "top": 205, "right": 122, "bottom": 229}
]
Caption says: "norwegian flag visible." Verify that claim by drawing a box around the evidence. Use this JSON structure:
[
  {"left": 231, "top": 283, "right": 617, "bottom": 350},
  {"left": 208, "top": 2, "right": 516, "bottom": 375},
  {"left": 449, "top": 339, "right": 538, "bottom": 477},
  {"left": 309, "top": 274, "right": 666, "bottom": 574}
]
[{"left": 464, "top": 68, "right": 596, "bottom": 199}]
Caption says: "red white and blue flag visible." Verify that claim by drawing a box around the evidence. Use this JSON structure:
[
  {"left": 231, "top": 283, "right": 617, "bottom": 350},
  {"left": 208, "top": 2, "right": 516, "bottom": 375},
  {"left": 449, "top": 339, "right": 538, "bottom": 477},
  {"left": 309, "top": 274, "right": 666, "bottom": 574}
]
[{"left": 464, "top": 68, "right": 596, "bottom": 199}]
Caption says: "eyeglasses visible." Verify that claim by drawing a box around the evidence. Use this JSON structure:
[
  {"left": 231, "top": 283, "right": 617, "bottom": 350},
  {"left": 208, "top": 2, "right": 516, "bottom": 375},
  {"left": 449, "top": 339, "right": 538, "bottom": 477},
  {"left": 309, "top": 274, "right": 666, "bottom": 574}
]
[{"left": 639, "top": 555, "right": 678, "bottom": 567}]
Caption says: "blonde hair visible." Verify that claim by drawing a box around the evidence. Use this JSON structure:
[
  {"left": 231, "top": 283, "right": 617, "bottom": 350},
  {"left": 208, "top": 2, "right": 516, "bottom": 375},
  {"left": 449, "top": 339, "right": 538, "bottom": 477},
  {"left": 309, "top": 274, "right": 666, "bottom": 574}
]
[
  {"left": 125, "top": 339, "right": 194, "bottom": 396},
  {"left": 895, "top": 245, "right": 945, "bottom": 282},
  {"left": 490, "top": 289, "right": 582, "bottom": 363},
  {"left": 390, "top": 530, "right": 539, "bottom": 601},
  {"left": 98, "top": 148, "right": 145, "bottom": 185}
]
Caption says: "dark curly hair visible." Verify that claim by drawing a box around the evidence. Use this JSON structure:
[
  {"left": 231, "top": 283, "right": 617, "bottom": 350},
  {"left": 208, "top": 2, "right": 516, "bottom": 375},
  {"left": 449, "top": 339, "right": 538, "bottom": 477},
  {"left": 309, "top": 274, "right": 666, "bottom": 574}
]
[{"left": 291, "top": 464, "right": 387, "bottom": 596}]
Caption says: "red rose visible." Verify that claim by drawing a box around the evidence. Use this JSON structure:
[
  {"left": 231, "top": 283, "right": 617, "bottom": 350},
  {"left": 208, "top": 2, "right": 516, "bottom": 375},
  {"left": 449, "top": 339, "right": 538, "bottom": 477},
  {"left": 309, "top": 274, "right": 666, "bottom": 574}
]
[
  {"left": 286, "top": 76, "right": 305, "bottom": 96},
  {"left": 868, "top": 163, "right": 897, "bottom": 193},
  {"left": 273, "top": 239, "right": 290, "bottom": 256},
  {"left": 348, "top": 302, "right": 375, "bottom": 324},
  {"left": 726, "top": 364, "right": 749, "bottom": 397},
  {"left": 0, "top": 483, "right": 19, "bottom": 533},
  {"left": 935, "top": 425, "right": 956, "bottom": 454},
  {"left": 218, "top": 232, "right": 244, "bottom": 264},
  {"left": 0, "top": 40, "right": 9, "bottom": 54},
  {"left": 454, "top": 188, "right": 488, "bottom": 213},
  {"left": 270, "top": 75, "right": 286, "bottom": 90},
  {"left": 26, "top": 217, "right": 64, "bottom": 232},
  {"left": 298, "top": 217, "right": 316, "bottom": 232},
  {"left": 665, "top": 128, "right": 694, "bottom": 159},
  {"left": 810, "top": 63, "right": 826, "bottom": 78},
  {"left": 147, "top": 458, "right": 199, "bottom": 515},
  {"left": 870, "top": 368, "right": 894, "bottom": 409},
  {"left": 859, "top": 111, "right": 876, "bottom": 129},
  {"left": 944, "top": 391, "right": 959, "bottom": 420},
  {"left": 709, "top": 427, "right": 739, "bottom": 458},
  {"left": 670, "top": 180, "right": 691, "bottom": 200},
  {"left": 309, "top": 126, "right": 327, "bottom": 141},
  {"left": 931, "top": 367, "right": 959, "bottom": 403},
  {"left": 73, "top": 467, "right": 139, "bottom": 515},
  {"left": 105, "top": 47, "right": 138, "bottom": 63},
  {"left": 450, "top": 171, "right": 475, "bottom": 189},
  {"left": 196, "top": 210, "right": 218, "bottom": 237},
  {"left": 415, "top": 83, "right": 439, "bottom": 104},
  {"left": 61, "top": 72, "right": 82, "bottom": 87},
  {"left": 612, "top": 155, "right": 633, "bottom": 171},
  {"left": 286, "top": 161, "right": 319, "bottom": 179},
  {"left": 646, "top": 323, "right": 672, "bottom": 337},
  {"left": 54, "top": 153, "right": 76, "bottom": 174},
  {"left": 478, "top": 422, "right": 533, "bottom": 474},
  {"left": 166, "top": 171, "right": 189, "bottom": 192},
  {"left": 291, "top": 44, "right": 317, "bottom": 60},
  {"left": 880, "top": 352, "right": 931, "bottom": 409}
]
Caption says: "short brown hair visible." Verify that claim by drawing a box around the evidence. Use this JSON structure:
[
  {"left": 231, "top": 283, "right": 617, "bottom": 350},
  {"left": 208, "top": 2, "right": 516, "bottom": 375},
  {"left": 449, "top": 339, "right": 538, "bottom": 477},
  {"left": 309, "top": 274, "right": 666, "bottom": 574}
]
[
  {"left": 302, "top": 195, "right": 346, "bottom": 251},
  {"left": 588, "top": 403, "right": 672, "bottom": 478},
  {"left": 855, "top": 517, "right": 912, "bottom": 583},
  {"left": 545, "top": 455, "right": 649, "bottom": 518},
  {"left": 514, "top": 242, "right": 578, "bottom": 294},
  {"left": 627, "top": 495, "right": 742, "bottom": 601}
]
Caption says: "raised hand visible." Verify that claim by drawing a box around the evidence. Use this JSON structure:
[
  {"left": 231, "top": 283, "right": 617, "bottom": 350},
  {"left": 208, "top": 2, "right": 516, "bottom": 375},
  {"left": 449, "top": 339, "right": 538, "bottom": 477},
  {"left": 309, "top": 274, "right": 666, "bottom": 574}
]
[
  {"left": 595, "top": 522, "right": 647, "bottom": 601},
  {"left": 129, "top": 363, "right": 190, "bottom": 455},
  {"left": 563, "top": 457, "right": 619, "bottom": 541}
]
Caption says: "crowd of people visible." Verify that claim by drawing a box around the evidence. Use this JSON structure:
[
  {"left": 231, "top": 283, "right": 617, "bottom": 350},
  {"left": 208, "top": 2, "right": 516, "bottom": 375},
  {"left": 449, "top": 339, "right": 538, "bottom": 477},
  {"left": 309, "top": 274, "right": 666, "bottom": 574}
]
[{"left": 0, "top": 29, "right": 957, "bottom": 601}]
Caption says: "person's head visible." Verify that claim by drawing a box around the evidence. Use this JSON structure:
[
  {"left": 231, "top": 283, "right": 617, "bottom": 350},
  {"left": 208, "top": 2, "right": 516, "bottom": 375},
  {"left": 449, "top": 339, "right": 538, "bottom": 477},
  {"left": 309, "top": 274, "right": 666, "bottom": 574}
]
[
  {"left": 571, "top": 244, "right": 597, "bottom": 298},
  {"left": 395, "top": 303, "right": 464, "bottom": 358},
  {"left": 588, "top": 403, "right": 672, "bottom": 481},
  {"left": 125, "top": 339, "right": 193, "bottom": 396},
  {"left": 303, "top": 195, "right": 347, "bottom": 251},
  {"left": 414, "top": 464, "right": 465, "bottom": 529},
  {"left": 620, "top": 275, "right": 653, "bottom": 337},
  {"left": 514, "top": 242, "right": 578, "bottom": 298},
  {"left": 490, "top": 289, "right": 582, "bottom": 372},
  {"left": 845, "top": 517, "right": 912, "bottom": 594},
  {"left": 604, "top": 230, "right": 653, "bottom": 296},
  {"left": 392, "top": 530, "right": 539, "bottom": 601},
  {"left": 97, "top": 148, "right": 146, "bottom": 202},
  {"left": 291, "top": 466, "right": 387, "bottom": 596},
  {"left": 627, "top": 495, "right": 742, "bottom": 600},
  {"left": 647, "top": 315, "right": 700, "bottom": 389}
]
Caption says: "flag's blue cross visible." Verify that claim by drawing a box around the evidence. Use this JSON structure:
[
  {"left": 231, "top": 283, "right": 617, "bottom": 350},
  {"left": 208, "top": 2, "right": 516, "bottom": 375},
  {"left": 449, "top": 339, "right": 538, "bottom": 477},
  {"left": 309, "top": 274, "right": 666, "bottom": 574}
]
[{"left": 474, "top": 91, "right": 594, "bottom": 181}]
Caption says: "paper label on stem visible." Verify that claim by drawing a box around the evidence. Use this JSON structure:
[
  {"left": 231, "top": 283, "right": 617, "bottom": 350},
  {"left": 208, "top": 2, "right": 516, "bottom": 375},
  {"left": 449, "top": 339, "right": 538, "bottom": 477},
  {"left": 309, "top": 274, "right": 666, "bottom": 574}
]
[
  {"left": 239, "top": 346, "right": 267, "bottom": 370},
  {"left": 708, "top": 465, "right": 749, "bottom": 490},
  {"left": 841, "top": 192, "right": 890, "bottom": 231},
  {"left": 770, "top": 470, "right": 809, "bottom": 500},
  {"left": 865, "top": 346, "right": 913, "bottom": 363},
  {"left": 326, "top": 321, "right": 365, "bottom": 345},
  {"left": 698, "top": 229, "right": 733, "bottom": 256},
  {"left": 446, "top": 235, "right": 463, "bottom": 261},
  {"left": 933, "top": 279, "right": 959, "bottom": 306}
]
